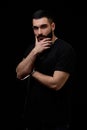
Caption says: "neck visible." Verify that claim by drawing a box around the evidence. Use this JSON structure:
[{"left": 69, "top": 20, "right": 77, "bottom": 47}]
[{"left": 52, "top": 36, "right": 58, "bottom": 44}]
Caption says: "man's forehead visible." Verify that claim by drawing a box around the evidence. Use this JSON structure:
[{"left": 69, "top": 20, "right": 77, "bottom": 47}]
[{"left": 33, "top": 17, "right": 49, "bottom": 26}]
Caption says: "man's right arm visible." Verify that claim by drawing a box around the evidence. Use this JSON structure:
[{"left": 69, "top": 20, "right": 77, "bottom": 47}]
[
  {"left": 16, "top": 48, "right": 38, "bottom": 80},
  {"left": 16, "top": 37, "right": 52, "bottom": 80}
]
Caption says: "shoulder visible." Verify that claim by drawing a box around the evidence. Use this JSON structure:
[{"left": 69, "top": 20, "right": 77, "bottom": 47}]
[{"left": 56, "top": 39, "right": 75, "bottom": 54}]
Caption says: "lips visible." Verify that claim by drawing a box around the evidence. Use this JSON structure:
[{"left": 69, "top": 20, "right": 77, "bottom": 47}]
[{"left": 38, "top": 36, "right": 46, "bottom": 41}]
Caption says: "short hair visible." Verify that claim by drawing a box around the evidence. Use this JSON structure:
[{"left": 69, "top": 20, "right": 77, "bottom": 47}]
[{"left": 32, "top": 9, "right": 54, "bottom": 23}]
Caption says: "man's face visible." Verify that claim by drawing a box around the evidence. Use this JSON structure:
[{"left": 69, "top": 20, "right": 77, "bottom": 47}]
[{"left": 32, "top": 17, "right": 54, "bottom": 41}]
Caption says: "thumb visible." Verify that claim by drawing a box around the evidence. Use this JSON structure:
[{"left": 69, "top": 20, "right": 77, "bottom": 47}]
[{"left": 35, "top": 36, "right": 38, "bottom": 43}]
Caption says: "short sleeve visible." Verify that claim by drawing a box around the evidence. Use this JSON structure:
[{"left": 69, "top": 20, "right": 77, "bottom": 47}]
[{"left": 54, "top": 47, "right": 76, "bottom": 74}]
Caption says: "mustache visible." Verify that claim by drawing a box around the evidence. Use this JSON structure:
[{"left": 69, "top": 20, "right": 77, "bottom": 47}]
[
  {"left": 37, "top": 31, "right": 52, "bottom": 41},
  {"left": 37, "top": 35, "right": 47, "bottom": 41}
]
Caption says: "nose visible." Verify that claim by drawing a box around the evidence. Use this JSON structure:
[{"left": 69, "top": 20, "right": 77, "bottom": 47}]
[{"left": 38, "top": 28, "right": 42, "bottom": 34}]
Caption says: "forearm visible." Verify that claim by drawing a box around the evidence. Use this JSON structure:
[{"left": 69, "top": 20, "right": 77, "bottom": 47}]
[
  {"left": 32, "top": 70, "right": 70, "bottom": 90},
  {"left": 16, "top": 48, "right": 38, "bottom": 80},
  {"left": 32, "top": 71, "right": 57, "bottom": 90}
]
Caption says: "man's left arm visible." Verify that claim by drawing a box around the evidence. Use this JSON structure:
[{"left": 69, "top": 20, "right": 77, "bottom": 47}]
[{"left": 32, "top": 70, "right": 70, "bottom": 91}]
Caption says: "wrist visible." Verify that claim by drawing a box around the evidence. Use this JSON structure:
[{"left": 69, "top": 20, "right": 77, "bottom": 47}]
[
  {"left": 31, "top": 69, "right": 35, "bottom": 76},
  {"left": 33, "top": 48, "right": 39, "bottom": 55}
]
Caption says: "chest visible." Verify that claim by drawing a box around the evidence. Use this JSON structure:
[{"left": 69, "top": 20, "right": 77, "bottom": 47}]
[{"left": 35, "top": 47, "right": 59, "bottom": 75}]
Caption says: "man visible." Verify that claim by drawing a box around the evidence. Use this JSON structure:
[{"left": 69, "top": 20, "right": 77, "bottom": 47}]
[{"left": 16, "top": 9, "right": 76, "bottom": 130}]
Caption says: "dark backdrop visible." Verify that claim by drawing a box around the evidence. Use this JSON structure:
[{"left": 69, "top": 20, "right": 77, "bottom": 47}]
[{"left": 1, "top": 2, "right": 87, "bottom": 128}]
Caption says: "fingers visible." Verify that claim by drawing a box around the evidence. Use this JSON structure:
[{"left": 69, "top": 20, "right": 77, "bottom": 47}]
[
  {"left": 35, "top": 37, "right": 52, "bottom": 42},
  {"left": 35, "top": 36, "right": 38, "bottom": 43},
  {"left": 35, "top": 37, "right": 52, "bottom": 51},
  {"left": 41, "top": 38, "right": 52, "bottom": 42}
]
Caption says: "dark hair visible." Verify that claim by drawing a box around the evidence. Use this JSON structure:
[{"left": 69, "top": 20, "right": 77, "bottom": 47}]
[{"left": 32, "top": 9, "right": 54, "bottom": 23}]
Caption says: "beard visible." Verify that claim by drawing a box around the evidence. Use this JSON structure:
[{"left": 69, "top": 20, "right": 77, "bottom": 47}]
[
  {"left": 37, "top": 30, "right": 53, "bottom": 42},
  {"left": 37, "top": 30, "right": 53, "bottom": 59}
]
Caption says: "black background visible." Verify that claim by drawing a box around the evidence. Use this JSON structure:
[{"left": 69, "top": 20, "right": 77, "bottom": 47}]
[{"left": 1, "top": 1, "right": 87, "bottom": 128}]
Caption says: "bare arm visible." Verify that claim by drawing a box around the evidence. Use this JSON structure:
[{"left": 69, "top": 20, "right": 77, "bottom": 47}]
[
  {"left": 32, "top": 70, "right": 70, "bottom": 91},
  {"left": 16, "top": 38, "right": 52, "bottom": 80},
  {"left": 16, "top": 48, "right": 38, "bottom": 80}
]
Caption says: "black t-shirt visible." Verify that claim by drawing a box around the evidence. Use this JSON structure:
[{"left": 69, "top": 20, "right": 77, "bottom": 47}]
[{"left": 24, "top": 39, "right": 76, "bottom": 126}]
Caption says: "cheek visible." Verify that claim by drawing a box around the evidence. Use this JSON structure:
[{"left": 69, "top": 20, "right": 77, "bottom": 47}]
[
  {"left": 33, "top": 30, "right": 38, "bottom": 36},
  {"left": 43, "top": 28, "right": 50, "bottom": 34},
  {"left": 45, "top": 28, "right": 52, "bottom": 34}
]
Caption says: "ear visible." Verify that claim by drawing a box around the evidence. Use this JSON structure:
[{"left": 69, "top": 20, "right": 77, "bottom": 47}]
[{"left": 51, "top": 22, "right": 55, "bottom": 31}]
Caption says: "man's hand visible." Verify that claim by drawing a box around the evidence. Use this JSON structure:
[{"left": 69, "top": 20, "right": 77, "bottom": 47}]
[{"left": 34, "top": 37, "right": 52, "bottom": 54}]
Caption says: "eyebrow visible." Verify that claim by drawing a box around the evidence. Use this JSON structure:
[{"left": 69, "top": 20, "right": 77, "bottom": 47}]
[{"left": 33, "top": 24, "right": 48, "bottom": 29}]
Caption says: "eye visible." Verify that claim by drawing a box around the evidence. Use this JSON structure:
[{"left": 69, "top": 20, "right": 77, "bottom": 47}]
[
  {"left": 33, "top": 26, "right": 38, "bottom": 30},
  {"left": 40, "top": 24, "right": 48, "bottom": 29},
  {"left": 32, "top": 24, "right": 48, "bottom": 30}
]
